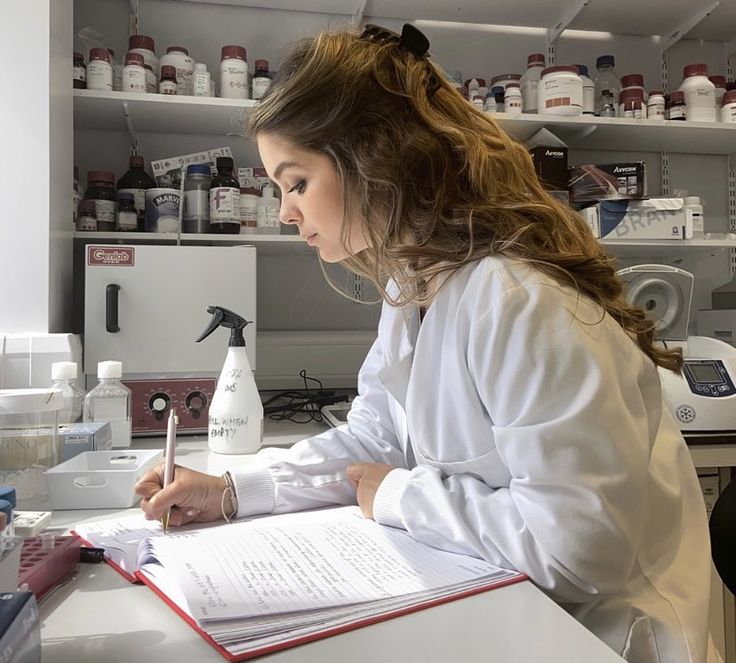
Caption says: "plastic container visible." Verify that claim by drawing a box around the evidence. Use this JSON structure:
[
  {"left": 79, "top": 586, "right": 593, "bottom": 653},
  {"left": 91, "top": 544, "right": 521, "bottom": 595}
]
[
  {"left": 520, "top": 53, "right": 545, "bottom": 113},
  {"left": 116, "top": 193, "right": 138, "bottom": 231},
  {"left": 193, "top": 62, "right": 211, "bottom": 97},
  {"left": 680, "top": 64, "right": 716, "bottom": 122},
  {"left": 45, "top": 449, "right": 162, "bottom": 509},
  {"left": 220, "top": 45, "right": 248, "bottom": 99},
  {"left": 647, "top": 90, "right": 665, "bottom": 119},
  {"left": 159, "top": 65, "right": 178, "bottom": 94},
  {"left": 161, "top": 46, "right": 194, "bottom": 95},
  {"left": 0, "top": 389, "right": 62, "bottom": 502},
  {"left": 122, "top": 52, "right": 146, "bottom": 93},
  {"left": 503, "top": 83, "right": 522, "bottom": 115},
  {"left": 128, "top": 34, "right": 159, "bottom": 79},
  {"left": 83, "top": 361, "right": 132, "bottom": 449},
  {"left": 239, "top": 187, "right": 260, "bottom": 233},
  {"left": 594, "top": 55, "right": 620, "bottom": 117},
  {"left": 257, "top": 185, "right": 280, "bottom": 234},
  {"left": 84, "top": 170, "right": 117, "bottom": 232},
  {"left": 620, "top": 88, "right": 645, "bottom": 119},
  {"left": 669, "top": 90, "right": 687, "bottom": 120},
  {"left": 483, "top": 92, "right": 496, "bottom": 112},
  {"left": 51, "top": 362, "right": 84, "bottom": 426},
  {"left": 619, "top": 74, "right": 647, "bottom": 118},
  {"left": 87, "top": 48, "right": 112, "bottom": 91},
  {"left": 722, "top": 90, "right": 736, "bottom": 123},
  {"left": 183, "top": 163, "right": 211, "bottom": 233},
  {"left": 709, "top": 75, "right": 727, "bottom": 107},
  {"left": 684, "top": 196, "right": 704, "bottom": 238},
  {"left": 76, "top": 200, "right": 96, "bottom": 232},
  {"left": 575, "top": 64, "right": 595, "bottom": 115},
  {"left": 539, "top": 66, "right": 582, "bottom": 116},
  {"left": 145, "top": 188, "right": 180, "bottom": 233}
]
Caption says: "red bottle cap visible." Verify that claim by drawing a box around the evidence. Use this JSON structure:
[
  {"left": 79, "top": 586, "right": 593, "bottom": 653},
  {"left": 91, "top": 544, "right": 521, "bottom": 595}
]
[
  {"left": 619, "top": 88, "right": 643, "bottom": 103},
  {"left": 78, "top": 200, "right": 96, "bottom": 215},
  {"left": 490, "top": 73, "right": 521, "bottom": 85},
  {"left": 709, "top": 75, "right": 726, "bottom": 87},
  {"left": 683, "top": 63, "right": 708, "bottom": 78},
  {"left": 73, "top": 52, "right": 84, "bottom": 61},
  {"left": 129, "top": 34, "right": 155, "bottom": 52},
  {"left": 648, "top": 90, "right": 664, "bottom": 96},
  {"left": 87, "top": 170, "right": 115, "bottom": 186},
  {"left": 160, "top": 65, "right": 177, "bottom": 79},
  {"left": 621, "top": 74, "right": 644, "bottom": 88},
  {"left": 540, "top": 65, "right": 578, "bottom": 77},
  {"left": 166, "top": 46, "right": 189, "bottom": 55},
  {"left": 670, "top": 90, "right": 685, "bottom": 103},
  {"left": 527, "top": 53, "right": 545, "bottom": 66},
  {"left": 464, "top": 78, "right": 486, "bottom": 87},
  {"left": 129, "top": 155, "right": 144, "bottom": 168},
  {"left": 222, "top": 45, "right": 247, "bottom": 61},
  {"left": 505, "top": 82, "right": 520, "bottom": 89},
  {"left": 723, "top": 90, "right": 736, "bottom": 106},
  {"left": 89, "top": 48, "right": 111, "bottom": 63},
  {"left": 125, "top": 52, "right": 144, "bottom": 66},
  {"left": 254, "top": 59, "right": 269, "bottom": 70}
]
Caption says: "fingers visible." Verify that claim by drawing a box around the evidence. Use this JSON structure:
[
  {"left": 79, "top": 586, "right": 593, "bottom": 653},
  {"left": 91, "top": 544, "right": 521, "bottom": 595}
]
[
  {"left": 346, "top": 463, "right": 368, "bottom": 487},
  {"left": 166, "top": 506, "right": 201, "bottom": 528},
  {"left": 134, "top": 465, "right": 165, "bottom": 497}
]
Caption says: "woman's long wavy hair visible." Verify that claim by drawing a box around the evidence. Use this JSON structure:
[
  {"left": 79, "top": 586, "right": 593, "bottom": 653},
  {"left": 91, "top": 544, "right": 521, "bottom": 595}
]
[{"left": 249, "top": 28, "right": 682, "bottom": 373}]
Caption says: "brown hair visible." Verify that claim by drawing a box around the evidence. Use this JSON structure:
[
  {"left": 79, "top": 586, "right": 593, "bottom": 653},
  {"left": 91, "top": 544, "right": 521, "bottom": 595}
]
[{"left": 249, "top": 29, "right": 682, "bottom": 373}]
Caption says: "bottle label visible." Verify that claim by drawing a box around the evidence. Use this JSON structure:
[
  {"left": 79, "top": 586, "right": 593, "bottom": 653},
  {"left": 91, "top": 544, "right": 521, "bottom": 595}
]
[
  {"left": 670, "top": 105, "right": 686, "bottom": 120},
  {"left": 541, "top": 76, "right": 583, "bottom": 111},
  {"left": 122, "top": 67, "right": 146, "bottom": 93},
  {"left": 74, "top": 65, "right": 86, "bottom": 82},
  {"left": 210, "top": 187, "right": 240, "bottom": 222},
  {"left": 194, "top": 72, "right": 210, "bottom": 96},
  {"left": 722, "top": 106, "right": 736, "bottom": 123},
  {"left": 87, "top": 61, "right": 113, "bottom": 91},
  {"left": 252, "top": 77, "right": 271, "bottom": 100},
  {"left": 77, "top": 215, "right": 97, "bottom": 232},
  {"left": 118, "top": 210, "right": 138, "bottom": 231},
  {"left": 159, "top": 80, "right": 177, "bottom": 95},
  {"left": 118, "top": 188, "right": 146, "bottom": 218},
  {"left": 184, "top": 190, "right": 209, "bottom": 219},
  {"left": 94, "top": 199, "right": 116, "bottom": 225},
  {"left": 220, "top": 61, "right": 248, "bottom": 99}
]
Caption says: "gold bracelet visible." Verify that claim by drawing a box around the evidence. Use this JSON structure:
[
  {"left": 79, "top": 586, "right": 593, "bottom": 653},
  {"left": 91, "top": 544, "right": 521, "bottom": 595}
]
[{"left": 221, "top": 471, "right": 238, "bottom": 523}]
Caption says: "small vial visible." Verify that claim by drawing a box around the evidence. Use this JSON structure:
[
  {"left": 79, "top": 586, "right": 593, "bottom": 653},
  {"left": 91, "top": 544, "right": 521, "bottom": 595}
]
[
  {"left": 257, "top": 185, "right": 280, "bottom": 234},
  {"left": 669, "top": 90, "right": 687, "bottom": 120},
  {"left": 193, "top": 62, "right": 211, "bottom": 97},
  {"left": 647, "top": 90, "right": 665, "bottom": 119},
  {"left": 504, "top": 83, "right": 522, "bottom": 115},
  {"left": 159, "top": 65, "right": 178, "bottom": 94},
  {"left": 117, "top": 193, "right": 138, "bottom": 231},
  {"left": 252, "top": 59, "right": 271, "bottom": 100},
  {"left": 122, "top": 52, "right": 146, "bottom": 93}
]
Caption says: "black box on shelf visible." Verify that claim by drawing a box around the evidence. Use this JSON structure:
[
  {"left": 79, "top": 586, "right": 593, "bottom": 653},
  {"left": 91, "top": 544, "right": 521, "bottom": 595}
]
[
  {"left": 568, "top": 161, "right": 647, "bottom": 205},
  {"left": 529, "top": 146, "right": 569, "bottom": 191}
]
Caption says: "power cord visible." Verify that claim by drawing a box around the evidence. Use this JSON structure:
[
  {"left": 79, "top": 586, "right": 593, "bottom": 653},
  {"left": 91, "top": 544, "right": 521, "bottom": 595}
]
[{"left": 263, "top": 370, "right": 351, "bottom": 423}]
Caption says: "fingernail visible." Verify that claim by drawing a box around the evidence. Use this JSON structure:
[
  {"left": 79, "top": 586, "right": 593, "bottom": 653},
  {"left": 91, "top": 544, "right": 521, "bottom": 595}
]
[{"left": 186, "top": 510, "right": 197, "bottom": 517}]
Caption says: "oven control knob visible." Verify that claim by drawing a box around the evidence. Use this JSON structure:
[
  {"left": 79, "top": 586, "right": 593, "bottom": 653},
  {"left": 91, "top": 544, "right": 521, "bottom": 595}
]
[
  {"left": 186, "top": 390, "right": 207, "bottom": 413},
  {"left": 149, "top": 393, "right": 170, "bottom": 413}
]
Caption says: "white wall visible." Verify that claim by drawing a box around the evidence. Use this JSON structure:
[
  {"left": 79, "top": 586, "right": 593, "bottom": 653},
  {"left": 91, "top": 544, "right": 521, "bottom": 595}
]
[{"left": 0, "top": 1, "right": 73, "bottom": 334}]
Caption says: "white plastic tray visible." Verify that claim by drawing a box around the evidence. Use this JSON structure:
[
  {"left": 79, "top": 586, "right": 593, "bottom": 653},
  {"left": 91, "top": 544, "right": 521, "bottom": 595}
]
[{"left": 45, "top": 449, "right": 162, "bottom": 510}]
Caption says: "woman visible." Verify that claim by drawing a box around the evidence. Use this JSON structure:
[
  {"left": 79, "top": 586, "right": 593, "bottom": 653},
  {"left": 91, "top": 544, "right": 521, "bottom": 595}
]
[{"left": 136, "top": 25, "right": 712, "bottom": 663}]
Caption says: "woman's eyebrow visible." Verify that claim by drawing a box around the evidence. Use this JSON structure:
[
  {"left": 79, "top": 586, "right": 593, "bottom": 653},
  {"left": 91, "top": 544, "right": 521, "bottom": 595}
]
[{"left": 273, "top": 161, "right": 302, "bottom": 180}]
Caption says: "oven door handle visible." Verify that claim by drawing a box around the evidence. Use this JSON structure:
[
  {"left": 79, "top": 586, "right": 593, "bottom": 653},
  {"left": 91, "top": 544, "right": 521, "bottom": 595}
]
[{"left": 106, "top": 283, "right": 121, "bottom": 333}]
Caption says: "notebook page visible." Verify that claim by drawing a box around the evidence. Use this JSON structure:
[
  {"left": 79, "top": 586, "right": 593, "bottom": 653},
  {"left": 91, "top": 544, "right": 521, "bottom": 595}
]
[{"left": 141, "top": 506, "right": 504, "bottom": 624}]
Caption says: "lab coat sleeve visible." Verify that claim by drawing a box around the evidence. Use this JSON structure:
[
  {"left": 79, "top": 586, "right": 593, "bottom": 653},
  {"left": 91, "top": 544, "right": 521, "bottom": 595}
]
[
  {"left": 373, "top": 283, "right": 655, "bottom": 603},
  {"left": 229, "top": 335, "right": 406, "bottom": 518}
]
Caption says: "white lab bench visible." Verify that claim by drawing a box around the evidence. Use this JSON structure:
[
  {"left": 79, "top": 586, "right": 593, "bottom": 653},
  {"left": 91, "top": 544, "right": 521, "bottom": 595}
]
[{"left": 35, "top": 419, "right": 627, "bottom": 663}]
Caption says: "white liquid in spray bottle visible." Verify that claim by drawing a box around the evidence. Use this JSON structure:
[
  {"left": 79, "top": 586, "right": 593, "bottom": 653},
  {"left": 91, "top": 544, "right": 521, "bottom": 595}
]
[{"left": 197, "top": 306, "right": 263, "bottom": 454}]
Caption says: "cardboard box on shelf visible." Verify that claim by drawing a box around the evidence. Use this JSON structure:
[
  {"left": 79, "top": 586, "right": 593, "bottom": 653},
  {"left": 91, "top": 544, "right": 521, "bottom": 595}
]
[{"left": 580, "top": 198, "right": 693, "bottom": 240}]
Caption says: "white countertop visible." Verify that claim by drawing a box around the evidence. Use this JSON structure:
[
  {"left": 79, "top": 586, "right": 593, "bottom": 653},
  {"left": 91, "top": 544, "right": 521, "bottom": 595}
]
[{"left": 36, "top": 419, "right": 628, "bottom": 662}]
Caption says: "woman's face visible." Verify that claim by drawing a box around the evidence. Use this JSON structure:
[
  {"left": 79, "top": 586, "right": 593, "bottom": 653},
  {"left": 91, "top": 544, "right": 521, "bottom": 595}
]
[{"left": 257, "top": 133, "right": 369, "bottom": 263}]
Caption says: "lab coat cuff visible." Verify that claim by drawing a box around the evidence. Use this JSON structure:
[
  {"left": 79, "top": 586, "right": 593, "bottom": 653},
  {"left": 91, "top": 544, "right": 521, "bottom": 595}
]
[
  {"left": 372, "top": 468, "right": 411, "bottom": 529},
  {"left": 229, "top": 468, "right": 276, "bottom": 518}
]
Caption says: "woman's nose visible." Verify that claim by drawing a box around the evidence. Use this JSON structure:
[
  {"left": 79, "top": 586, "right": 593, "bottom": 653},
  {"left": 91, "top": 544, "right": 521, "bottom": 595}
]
[{"left": 280, "top": 201, "right": 301, "bottom": 225}]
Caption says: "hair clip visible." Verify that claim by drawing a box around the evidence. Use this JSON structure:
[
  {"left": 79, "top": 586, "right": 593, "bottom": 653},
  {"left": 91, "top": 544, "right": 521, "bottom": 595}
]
[{"left": 360, "top": 23, "right": 431, "bottom": 59}]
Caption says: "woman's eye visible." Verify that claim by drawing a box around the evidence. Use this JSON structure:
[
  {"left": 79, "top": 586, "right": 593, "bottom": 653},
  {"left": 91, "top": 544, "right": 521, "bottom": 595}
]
[{"left": 288, "top": 180, "right": 306, "bottom": 194}]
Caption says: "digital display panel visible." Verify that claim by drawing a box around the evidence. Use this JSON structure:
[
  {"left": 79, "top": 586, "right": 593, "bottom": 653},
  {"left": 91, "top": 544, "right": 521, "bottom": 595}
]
[{"left": 688, "top": 363, "right": 722, "bottom": 384}]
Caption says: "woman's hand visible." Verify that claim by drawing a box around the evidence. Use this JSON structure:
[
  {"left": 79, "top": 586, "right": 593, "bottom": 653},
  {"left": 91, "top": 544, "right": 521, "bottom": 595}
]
[
  {"left": 134, "top": 465, "right": 232, "bottom": 528},
  {"left": 346, "top": 463, "right": 395, "bottom": 519}
]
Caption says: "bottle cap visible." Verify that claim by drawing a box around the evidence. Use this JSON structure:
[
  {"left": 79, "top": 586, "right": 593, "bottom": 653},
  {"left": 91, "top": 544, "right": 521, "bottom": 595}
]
[
  {"left": 74, "top": 51, "right": 84, "bottom": 61},
  {"left": 52, "top": 361, "right": 78, "bottom": 381},
  {"left": 684, "top": 196, "right": 701, "bottom": 205},
  {"left": 221, "top": 45, "right": 247, "bottom": 61},
  {"left": 87, "top": 170, "right": 115, "bottom": 186},
  {"left": 527, "top": 53, "right": 545, "bottom": 66},
  {"left": 194, "top": 62, "right": 208, "bottom": 72},
  {"left": 504, "top": 82, "right": 520, "bottom": 89},
  {"left": 97, "top": 360, "right": 123, "bottom": 379},
  {"left": 490, "top": 86, "right": 504, "bottom": 94},
  {"left": 574, "top": 64, "right": 589, "bottom": 78},
  {"left": 621, "top": 73, "right": 644, "bottom": 88},
  {"left": 683, "top": 63, "right": 708, "bottom": 78},
  {"left": 160, "top": 65, "right": 177, "bottom": 79},
  {"left": 709, "top": 75, "right": 726, "bottom": 87},
  {"left": 187, "top": 163, "right": 211, "bottom": 175},
  {"left": 464, "top": 78, "right": 486, "bottom": 87},
  {"left": 0, "top": 486, "right": 17, "bottom": 509},
  {"left": 89, "top": 48, "right": 111, "bottom": 63},
  {"left": 619, "top": 88, "right": 643, "bottom": 103},
  {"left": 129, "top": 34, "right": 156, "bottom": 52},
  {"left": 125, "top": 52, "right": 144, "bottom": 67},
  {"left": 541, "top": 65, "right": 579, "bottom": 78},
  {"left": 262, "top": 185, "right": 275, "bottom": 198},
  {"left": 490, "top": 74, "right": 521, "bottom": 85},
  {"left": 254, "top": 59, "right": 269, "bottom": 70},
  {"left": 596, "top": 55, "right": 615, "bottom": 68},
  {"left": 723, "top": 90, "right": 736, "bottom": 106},
  {"left": 166, "top": 46, "right": 189, "bottom": 55},
  {"left": 670, "top": 90, "right": 685, "bottom": 103},
  {"left": 648, "top": 90, "right": 664, "bottom": 97},
  {"left": 216, "top": 156, "right": 234, "bottom": 172},
  {"left": 129, "top": 155, "right": 144, "bottom": 168}
]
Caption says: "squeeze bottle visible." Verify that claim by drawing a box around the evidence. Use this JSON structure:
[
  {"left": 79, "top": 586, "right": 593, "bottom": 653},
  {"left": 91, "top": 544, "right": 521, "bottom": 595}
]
[{"left": 196, "top": 306, "right": 263, "bottom": 454}]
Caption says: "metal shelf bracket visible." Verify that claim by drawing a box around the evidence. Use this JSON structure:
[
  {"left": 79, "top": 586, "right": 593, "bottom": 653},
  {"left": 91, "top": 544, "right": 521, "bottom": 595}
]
[{"left": 660, "top": 0, "right": 720, "bottom": 55}]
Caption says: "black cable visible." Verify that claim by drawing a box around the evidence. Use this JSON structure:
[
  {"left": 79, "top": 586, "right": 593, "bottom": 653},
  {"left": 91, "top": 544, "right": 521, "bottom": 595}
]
[{"left": 263, "top": 371, "right": 352, "bottom": 423}]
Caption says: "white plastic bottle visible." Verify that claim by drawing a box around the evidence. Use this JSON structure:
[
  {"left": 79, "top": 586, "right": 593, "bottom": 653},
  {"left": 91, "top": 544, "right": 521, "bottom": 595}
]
[
  {"left": 220, "top": 45, "right": 249, "bottom": 99},
  {"left": 257, "top": 185, "right": 281, "bottom": 234},
  {"left": 193, "top": 63, "right": 211, "bottom": 97},
  {"left": 520, "top": 53, "right": 545, "bottom": 113},
  {"left": 684, "top": 196, "right": 704, "bottom": 238},
  {"left": 51, "top": 361, "right": 85, "bottom": 425},
  {"left": 87, "top": 48, "right": 113, "bottom": 91},
  {"left": 196, "top": 307, "right": 262, "bottom": 454},
  {"left": 83, "top": 361, "right": 132, "bottom": 448},
  {"left": 503, "top": 83, "right": 522, "bottom": 115},
  {"left": 122, "top": 52, "right": 146, "bottom": 93},
  {"left": 680, "top": 64, "right": 716, "bottom": 122},
  {"left": 575, "top": 64, "right": 595, "bottom": 115},
  {"left": 594, "top": 55, "right": 621, "bottom": 117},
  {"left": 161, "top": 46, "right": 194, "bottom": 95}
]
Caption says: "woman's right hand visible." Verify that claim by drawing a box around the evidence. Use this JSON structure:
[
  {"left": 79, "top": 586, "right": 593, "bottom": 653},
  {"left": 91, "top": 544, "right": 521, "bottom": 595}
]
[{"left": 134, "top": 465, "right": 234, "bottom": 528}]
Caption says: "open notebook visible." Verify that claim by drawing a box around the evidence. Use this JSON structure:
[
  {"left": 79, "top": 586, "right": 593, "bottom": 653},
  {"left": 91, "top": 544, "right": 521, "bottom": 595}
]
[{"left": 75, "top": 507, "right": 525, "bottom": 661}]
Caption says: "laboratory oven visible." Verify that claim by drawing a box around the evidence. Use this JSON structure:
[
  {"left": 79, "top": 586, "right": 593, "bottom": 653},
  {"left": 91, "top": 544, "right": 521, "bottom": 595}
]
[{"left": 84, "top": 244, "right": 256, "bottom": 435}]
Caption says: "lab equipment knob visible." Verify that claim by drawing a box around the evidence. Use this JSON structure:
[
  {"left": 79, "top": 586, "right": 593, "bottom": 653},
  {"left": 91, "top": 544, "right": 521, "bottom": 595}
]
[
  {"left": 149, "top": 392, "right": 171, "bottom": 416},
  {"left": 186, "top": 390, "right": 208, "bottom": 419}
]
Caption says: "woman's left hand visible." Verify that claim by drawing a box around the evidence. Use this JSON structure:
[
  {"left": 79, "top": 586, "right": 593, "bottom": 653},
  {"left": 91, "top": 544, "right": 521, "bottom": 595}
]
[{"left": 346, "top": 463, "right": 395, "bottom": 519}]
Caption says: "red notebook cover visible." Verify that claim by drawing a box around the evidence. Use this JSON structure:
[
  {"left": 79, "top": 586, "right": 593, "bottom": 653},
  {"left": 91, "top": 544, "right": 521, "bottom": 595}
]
[{"left": 134, "top": 568, "right": 528, "bottom": 662}]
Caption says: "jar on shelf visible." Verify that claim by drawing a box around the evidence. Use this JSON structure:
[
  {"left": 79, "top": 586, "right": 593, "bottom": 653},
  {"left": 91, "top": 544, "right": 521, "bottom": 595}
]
[
  {"left": 193, "top": 63, "right": 211, "bottom": 97},
  {"left": 619, "top": 74, "right": 647, "bottom": 117},
  {"left": 679, "top": 64, "right": 716, "bottom": 122},
  {"left": 183, "top": 164, "right": 211, "bottom": 233},
  {"left": 520, "top": 54, "right": 545, "bottom": 113},
  {"left": 220, "top": 45, "right": 248, "bottom": 100},
  {"left": 87, "top": 48, "right": 112, "bottom": 91},
  {"left": 647, "top": 90, "right": 665, "bottom": 119},
  {"left": 503, "top": 83, "right": 522, "bottom": 115},
  {"left": 76, "top": 200, "right": 97, "bottom": 232},
  {"left": 574, "top": 64, "right": 595, "bottom": 115},
  {"left": 709, "top": 75, "right": 727, "bottom": 107},
  {"left": 161, "top": 46, "right": 194, "bottom": 95},
  {"left": 159, "top": 65, "right": 178, "bottom": 95},
  {"left": 252, "top": 59, "right": 271, "bottom": 100},
  {"left": 122, "top": 52, "right": 146, "bottom": 93},
  {"left": 117, "top": 193, "right": 138, "bottom": 231},
  {"left": 83, "top": 170, "right": 116, "bottom": 231},
  {"left": 73, "top": 52, "right": 86, "bottom": 89},
  {"left": 722, "top": 90, "right": 736, "bottom": 123},
  {"left": 128, "top": 35, "right": 159, "bottom": 80},
  {"left": 539, "top": 65, "right": 582, "bottom": 116},
  {"left": 669, "top": 90, "right": 686, "bottom": 121}
]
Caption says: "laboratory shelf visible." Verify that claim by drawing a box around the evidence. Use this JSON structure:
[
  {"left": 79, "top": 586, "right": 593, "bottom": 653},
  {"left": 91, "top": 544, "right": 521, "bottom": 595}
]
[
  {"left": 73, "top": 89, "right": 257, "bottom": 135},
  {"left": 74, "top": 91, "right": 736, "bottom": 154},
  {"left": 490, "top": 113, "right": 736, "bottom": 156}
]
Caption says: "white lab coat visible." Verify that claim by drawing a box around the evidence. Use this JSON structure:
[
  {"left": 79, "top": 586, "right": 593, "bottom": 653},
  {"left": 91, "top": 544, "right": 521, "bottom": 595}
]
[{"left": 231, "top": 256, "right": 711, "bottom": 663}]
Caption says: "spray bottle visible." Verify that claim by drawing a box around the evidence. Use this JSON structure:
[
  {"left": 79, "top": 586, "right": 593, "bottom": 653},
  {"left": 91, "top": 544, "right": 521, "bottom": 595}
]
[{"left": 197, "top": 305, "right": 263, "bottom": 454}]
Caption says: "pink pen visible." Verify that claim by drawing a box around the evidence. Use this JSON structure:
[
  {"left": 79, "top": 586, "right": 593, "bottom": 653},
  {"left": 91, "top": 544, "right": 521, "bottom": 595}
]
[{"left": 161, "top": 408, "right": 178, "bottom": 533}]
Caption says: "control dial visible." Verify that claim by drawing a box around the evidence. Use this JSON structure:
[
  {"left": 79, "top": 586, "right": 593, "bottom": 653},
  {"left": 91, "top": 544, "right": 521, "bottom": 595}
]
[
  {"left": 186, "top": 390, "right": 208, "bottom": 419},
  {"left": 149, "top": 392, "right": 171, "bottom": 420}
]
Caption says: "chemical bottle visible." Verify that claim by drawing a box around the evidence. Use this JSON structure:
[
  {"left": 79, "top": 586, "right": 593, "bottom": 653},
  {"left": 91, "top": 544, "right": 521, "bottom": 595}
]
[
  {"left": 252, "top": 59, "right": 272, "bottom": 100},
  {"left": 210, "top": 157, "right": 241, "bottom": 234},
  {"left": 594, "top": 55, "right": 621, "bottom": 117},
  {"left": 51, "top": 361, "right": 85, "bottom": 425},
  {"left": 83, "top": 360, "right": 132, "bottom": 448},
  {"left": 520, "top": 53, "right": 545, "bottom": 113},
  {"left": 256, "top": 185, "right": 281, "bottom": 234},
  {"left": 684, "top": 196, "right": 704, "bottom": 238},
  {"left": 196, "top": 306, "right": 262, "bottom": 454},
  {"left": 117, "top": 155, "right": 156, "bottom": 231}
]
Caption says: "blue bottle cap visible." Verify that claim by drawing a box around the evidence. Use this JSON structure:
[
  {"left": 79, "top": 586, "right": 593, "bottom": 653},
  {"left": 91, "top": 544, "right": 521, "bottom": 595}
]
[
  {"left": 187, "top": 164, "right": 211, "bottom": 176},
  {"left": 596, "top": 55, "right": 615, "bottom": 68},
  {"left": 0, "top": 486, "right": 16, "bottom": 509},
  {"left": 491, "top": 86, "right": 504, "bottom": 95},
  {"left": 0, "top": 499, "right": 12, "bottom": 525},
  {"left": 575, "top": 64, "right": 589, "bottom": 78},
  {"left": 117, "top": 192, "right": 135, "bottom": 203}
]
